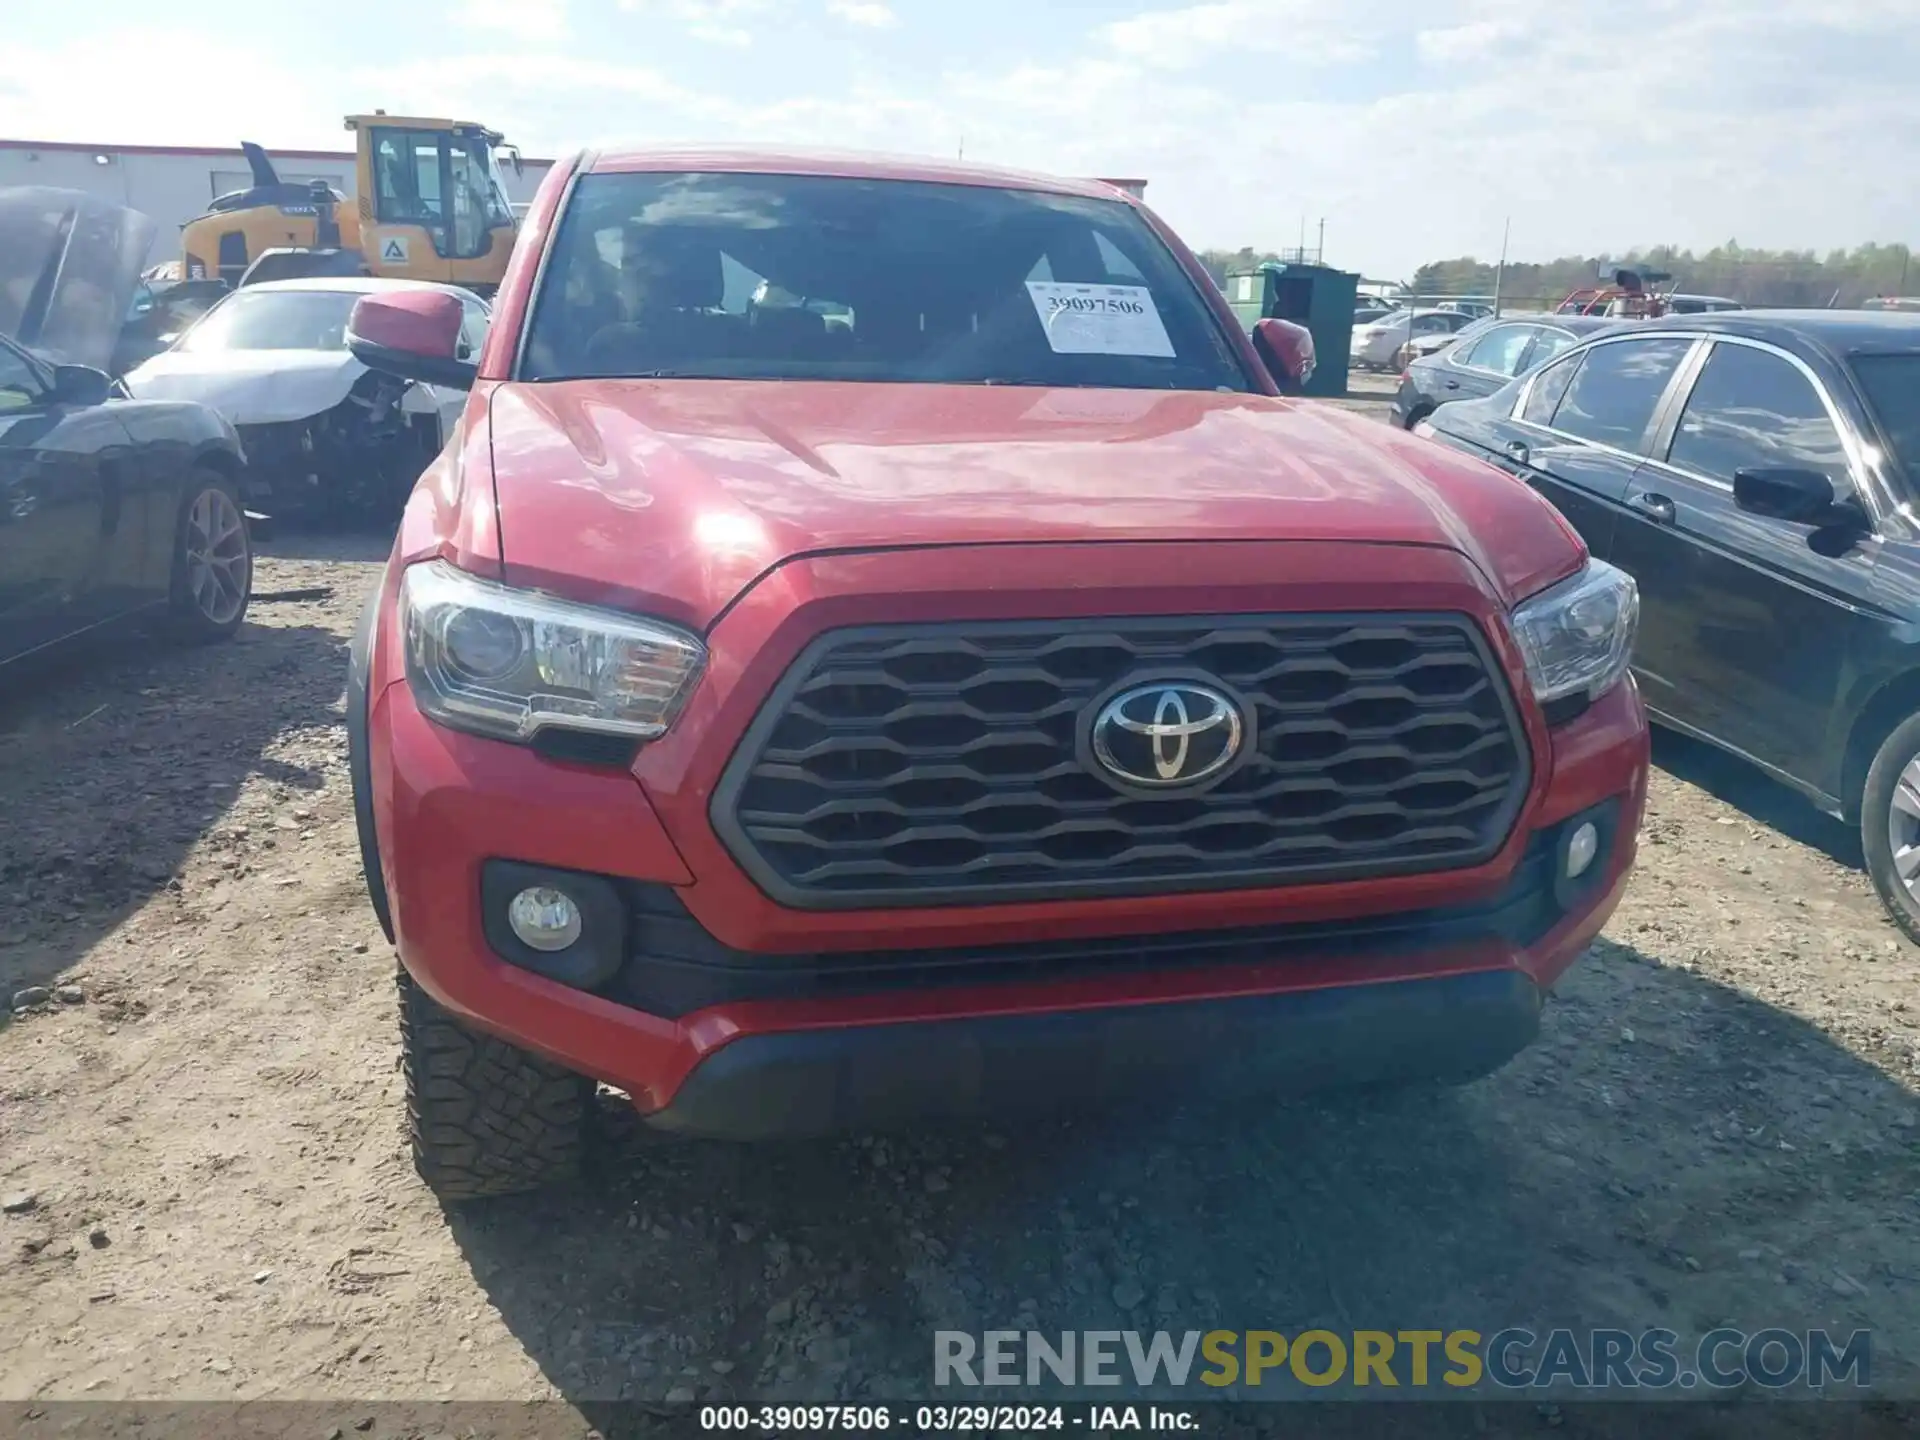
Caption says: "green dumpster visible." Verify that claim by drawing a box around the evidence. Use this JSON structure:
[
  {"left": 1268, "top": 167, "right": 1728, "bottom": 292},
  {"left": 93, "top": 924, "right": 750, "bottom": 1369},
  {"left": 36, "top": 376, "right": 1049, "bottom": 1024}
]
[{"left": 1224, "top": 261, "right": 1361, "bottom": 397}]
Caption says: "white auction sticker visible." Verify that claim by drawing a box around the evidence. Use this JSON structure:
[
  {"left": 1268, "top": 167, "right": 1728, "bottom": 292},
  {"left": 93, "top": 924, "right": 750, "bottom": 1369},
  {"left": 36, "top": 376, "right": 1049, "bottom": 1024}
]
[{"left": 1025, "top": 282, "right": 1175, "bottom": 358}]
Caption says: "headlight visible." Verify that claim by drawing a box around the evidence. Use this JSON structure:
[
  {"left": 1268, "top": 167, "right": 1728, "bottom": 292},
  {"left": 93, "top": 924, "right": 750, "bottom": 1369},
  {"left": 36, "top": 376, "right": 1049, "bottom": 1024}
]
[
  {"left": 1509, "top": 559, "right": 1638, "bottom": 706},
  {"left": 400, "top": 560, "right": 705, "bottom": 744}
]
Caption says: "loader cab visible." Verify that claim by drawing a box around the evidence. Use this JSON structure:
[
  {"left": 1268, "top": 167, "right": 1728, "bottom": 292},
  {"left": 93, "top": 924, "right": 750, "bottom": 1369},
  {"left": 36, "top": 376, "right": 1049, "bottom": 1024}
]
[{"left": 348, "top": 115, "right": 518, "bottom": 293}]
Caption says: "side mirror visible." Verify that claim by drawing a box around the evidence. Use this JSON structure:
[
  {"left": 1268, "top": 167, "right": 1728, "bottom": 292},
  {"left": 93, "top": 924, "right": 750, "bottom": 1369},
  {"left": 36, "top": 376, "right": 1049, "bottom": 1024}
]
[
  {"left": 347, "top": 291, "right": 476, "bottom": 391},
  {"left": 1252, "top": 317, "right": 1315, "bottom": 394},
  {"left": 1733, "top": 467, "right": 1859, "bottom": 527},
  {"left": 51, "top": 364, "right": 113, "bottom": 407}
]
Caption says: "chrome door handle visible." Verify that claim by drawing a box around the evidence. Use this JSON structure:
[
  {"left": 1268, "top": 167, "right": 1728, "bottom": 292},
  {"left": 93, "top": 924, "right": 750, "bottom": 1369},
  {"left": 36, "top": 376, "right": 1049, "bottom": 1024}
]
[{"left": 1631, "top": 491, "right": 1676, "bottom": 524}]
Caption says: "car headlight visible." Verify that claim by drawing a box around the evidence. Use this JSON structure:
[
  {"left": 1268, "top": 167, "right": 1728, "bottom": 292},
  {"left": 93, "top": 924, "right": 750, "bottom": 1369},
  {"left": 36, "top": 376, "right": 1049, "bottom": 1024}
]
[
  {"left": 1509, "top": 559, "right": 1638, "bottom": 706},
  {"left": 400, "top": 560, "right": 705, "bottom": 744}
]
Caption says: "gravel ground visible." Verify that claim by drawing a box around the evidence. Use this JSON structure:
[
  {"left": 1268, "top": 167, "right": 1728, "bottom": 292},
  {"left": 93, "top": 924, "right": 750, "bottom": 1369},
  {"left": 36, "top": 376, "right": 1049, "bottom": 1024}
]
[{"left": 5, "top": 384, "right": 1920, "bottom": 1432}]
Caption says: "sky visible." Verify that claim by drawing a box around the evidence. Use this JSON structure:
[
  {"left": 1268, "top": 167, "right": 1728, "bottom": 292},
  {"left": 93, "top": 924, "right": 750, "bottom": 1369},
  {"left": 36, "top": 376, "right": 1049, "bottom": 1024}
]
[{"left": 2, "top": 0, "right": 1916, "bottom": 281}]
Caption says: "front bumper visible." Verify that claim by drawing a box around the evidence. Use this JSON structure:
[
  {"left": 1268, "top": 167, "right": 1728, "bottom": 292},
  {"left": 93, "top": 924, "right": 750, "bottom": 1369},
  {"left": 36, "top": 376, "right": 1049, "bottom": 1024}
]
[
  {"left": 648, "top": 968, "right": 1544, "bottom": 1139},
  {"left": 357, "top": 539, "right": 1650, "bottom": 1139},
  {"left": 363, "top": 683, "right": 1644, "bottom": 1136},
  {"left": 236, "top": 408, "right": 438, "bottom": 516}
]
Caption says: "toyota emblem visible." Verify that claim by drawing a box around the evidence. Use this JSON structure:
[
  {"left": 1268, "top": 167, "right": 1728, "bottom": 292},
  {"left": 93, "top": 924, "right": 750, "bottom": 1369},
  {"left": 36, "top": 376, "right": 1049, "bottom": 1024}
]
[{"left": 1089, "top": 681, "right": 1247, "bottom": 790}]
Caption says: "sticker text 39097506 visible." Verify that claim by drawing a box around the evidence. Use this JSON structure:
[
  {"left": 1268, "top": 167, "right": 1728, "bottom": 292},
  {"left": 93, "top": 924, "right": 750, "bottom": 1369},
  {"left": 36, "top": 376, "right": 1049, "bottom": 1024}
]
[{"left": 1024, "top": 282, "right": 1176, "bottom": 358}]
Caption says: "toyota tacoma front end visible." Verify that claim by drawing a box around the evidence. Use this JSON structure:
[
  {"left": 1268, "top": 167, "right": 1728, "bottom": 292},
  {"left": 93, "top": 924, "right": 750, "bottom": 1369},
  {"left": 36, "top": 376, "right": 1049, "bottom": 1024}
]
[{"left": 344, "top": 148, "right": 1649, "bottom": 1200}]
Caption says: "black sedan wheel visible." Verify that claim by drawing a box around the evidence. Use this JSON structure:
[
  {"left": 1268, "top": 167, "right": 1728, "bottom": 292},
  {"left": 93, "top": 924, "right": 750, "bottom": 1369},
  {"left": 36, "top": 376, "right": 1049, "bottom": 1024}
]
[
  {"left": 1861, "top": 710, "right": 1920, "bottom": 945},
  {"left": 169, "top": 471, "right": 252, "bottom": 640}
]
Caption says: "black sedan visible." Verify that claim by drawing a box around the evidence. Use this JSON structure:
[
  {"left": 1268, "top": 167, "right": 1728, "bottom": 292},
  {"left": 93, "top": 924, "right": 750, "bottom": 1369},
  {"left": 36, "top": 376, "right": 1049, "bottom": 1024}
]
[
  {"left": 0, "top": 333, "right": 252, "bottom": 666},
  {"left": 1391, "top": 314, "right": 1616, "bottom": 428},
  {"left": 1417, "top": 311, "right": 1920, "bottom": 939},
  {"left": 1, "top": 186, "right": 253, "bottom": 668}
]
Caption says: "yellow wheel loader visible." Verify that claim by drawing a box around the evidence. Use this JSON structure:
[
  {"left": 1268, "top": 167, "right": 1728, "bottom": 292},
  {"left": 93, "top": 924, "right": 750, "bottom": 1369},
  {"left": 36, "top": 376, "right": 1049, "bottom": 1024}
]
[{"left": 181, "top": 114, "right": 522, "bottom": 296}]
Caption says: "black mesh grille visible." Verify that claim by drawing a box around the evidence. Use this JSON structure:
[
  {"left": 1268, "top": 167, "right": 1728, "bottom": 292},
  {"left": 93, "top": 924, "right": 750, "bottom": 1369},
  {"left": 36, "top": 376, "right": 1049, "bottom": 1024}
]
[{"left": 712, "top": 615, "right": 1530, "bottom": 909}]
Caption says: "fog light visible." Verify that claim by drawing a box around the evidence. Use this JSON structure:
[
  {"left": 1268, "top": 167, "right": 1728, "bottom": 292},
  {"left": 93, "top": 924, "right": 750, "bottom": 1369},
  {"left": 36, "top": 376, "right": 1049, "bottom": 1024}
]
[
  {"left": 507, "top": 886, "right": 582, "bottom": 952},
  {"left": 1565, "top": 821, "right": 1599, "bottom": 880}
]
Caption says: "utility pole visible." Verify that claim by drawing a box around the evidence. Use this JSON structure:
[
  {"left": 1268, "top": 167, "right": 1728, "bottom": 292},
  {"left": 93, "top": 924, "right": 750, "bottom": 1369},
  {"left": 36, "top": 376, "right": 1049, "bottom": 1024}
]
[
  {"left": 1902, "top": 247, "right": 1912, "bottom": 297},
  {"left": 1316, "top": 217, "right": 1326, "bottom": 264},
  {"left": 1298, "top": 215, "right": 1306, "bottom": 262},
  {"left": 957, "top": 137, "right": 965, "bottom": 160},
  {"left": 1493, "top": 215, "right": 1511, "bottom": 317}
]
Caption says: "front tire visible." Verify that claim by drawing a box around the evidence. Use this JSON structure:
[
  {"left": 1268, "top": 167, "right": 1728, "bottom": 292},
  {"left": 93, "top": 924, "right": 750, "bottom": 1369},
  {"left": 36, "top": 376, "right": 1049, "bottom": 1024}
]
[
  {"left": 167, "top": 471, "right": 252, "bottom": 640},
  {"left": 398, "top": 966, "right": 593, "bottom": 1202},
  {"left": 1860, "top": 710, "right": 1920, "bottom": 945}
]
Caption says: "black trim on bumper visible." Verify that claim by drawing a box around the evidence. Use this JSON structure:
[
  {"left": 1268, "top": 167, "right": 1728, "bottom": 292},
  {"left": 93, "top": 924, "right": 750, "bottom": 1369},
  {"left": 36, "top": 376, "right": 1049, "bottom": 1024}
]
[
  {"left": 611, "top": 829, "right": 1574, "bottom": 1020},
  {"left": 644, "top": 968, "right": 1544, "bottom": 1140}
]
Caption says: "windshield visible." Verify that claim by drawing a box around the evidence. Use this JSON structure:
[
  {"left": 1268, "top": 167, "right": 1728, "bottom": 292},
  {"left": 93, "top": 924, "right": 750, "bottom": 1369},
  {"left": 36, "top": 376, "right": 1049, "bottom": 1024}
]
[
  {"left": 521, "top": 172, "right": 1251, "bottom": 391},
  {"left": 178, "top": 290, "right": 359, "bottom": 353},
  {"left": 459, "top": 135, "right": 517, "bottom": 237},
  {"left": 1852, "top": 354, "right": 1920, "bottom": 479}
]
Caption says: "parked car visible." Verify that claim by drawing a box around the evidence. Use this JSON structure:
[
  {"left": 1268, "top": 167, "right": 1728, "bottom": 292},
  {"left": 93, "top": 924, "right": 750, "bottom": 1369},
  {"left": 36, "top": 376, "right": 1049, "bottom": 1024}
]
[
  {"left": 1388, "top": 318, "right": 1488, "bottom": 373},
  {"left": 1437, "top": 300, "right": 1495, "bottom": 319},
  {"left": 342, "top": 146, "right": 1648, "bottom": 1201},
  {"left": 1415, "top": 311, "right": 1920, "bottom": 939},
  {"left": 1352, "top": 307, "right": 1478, "bottom": 370},
  {"left": 0, "top": 187, "right": 253, "bottom": 667},
  {"left": 1393, "top": 315, "right": 1618, "bottom": 428},
  {"left": 110, "top": 276, "right": 230, "bottom": 379},
  {"left": 1352, "top": 305, "right": 1396, "bottom": 327},
  {"left": 122, "top": 277, "right": 487, "bottom": 520}
]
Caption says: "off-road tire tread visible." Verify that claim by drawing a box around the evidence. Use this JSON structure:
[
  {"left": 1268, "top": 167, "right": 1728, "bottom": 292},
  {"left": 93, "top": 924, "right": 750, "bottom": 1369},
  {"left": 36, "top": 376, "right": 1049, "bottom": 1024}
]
[
  {"left": 397, "top": 967, "right": 590, "bottom": 1202},
  {"left": 1861, "top": 711, "right": 1920, "bottom": 947}
]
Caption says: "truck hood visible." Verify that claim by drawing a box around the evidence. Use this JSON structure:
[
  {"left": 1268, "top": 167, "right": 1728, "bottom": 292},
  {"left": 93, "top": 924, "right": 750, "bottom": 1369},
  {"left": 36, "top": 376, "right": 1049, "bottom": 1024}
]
[
  {"left": 122, "top": 349, "right": 367, "bottom": 424},
  {"left": 485, "top": 379, "right": 1584, "bottom": 630},
  {"left": 0, "top": 186, "right": 156, "bottom": 373}
]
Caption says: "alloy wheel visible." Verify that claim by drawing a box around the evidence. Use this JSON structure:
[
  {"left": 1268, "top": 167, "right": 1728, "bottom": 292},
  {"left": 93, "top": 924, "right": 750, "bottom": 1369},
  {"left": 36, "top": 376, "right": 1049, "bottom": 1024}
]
[
  {"left": 184, "top": 487, "right": 249, "bottom": 627},
  {"left": 1887, "top": 755, "right": 1920, "bottom": 902}
]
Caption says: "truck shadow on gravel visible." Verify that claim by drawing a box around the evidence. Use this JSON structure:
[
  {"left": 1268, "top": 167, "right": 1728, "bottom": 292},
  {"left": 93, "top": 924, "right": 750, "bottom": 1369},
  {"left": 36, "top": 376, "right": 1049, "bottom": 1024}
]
[
  {"left": 252, "top": 526, "right": 395, "bottom": 566},
  {"left": 0, "top": 612, "right": 349, "bottom": 1019},
  {"left": 442, "top": 939, "right": 1920, "bottom": 1427},
  {"left": 1651, "top": 728, "right": 1862, "bottom": 871}
]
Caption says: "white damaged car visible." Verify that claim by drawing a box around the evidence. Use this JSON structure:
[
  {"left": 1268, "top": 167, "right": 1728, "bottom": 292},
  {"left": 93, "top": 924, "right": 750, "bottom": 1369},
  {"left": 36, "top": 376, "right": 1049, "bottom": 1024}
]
[{"left": 123, "top": 277, "right": 488, "bottom": 520}]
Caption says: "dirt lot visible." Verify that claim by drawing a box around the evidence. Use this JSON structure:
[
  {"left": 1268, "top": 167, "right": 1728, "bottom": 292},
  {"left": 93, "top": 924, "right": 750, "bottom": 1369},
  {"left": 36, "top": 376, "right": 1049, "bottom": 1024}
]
[{"left": 5, "top": 380, "right": 1920, "bottom": 1429}]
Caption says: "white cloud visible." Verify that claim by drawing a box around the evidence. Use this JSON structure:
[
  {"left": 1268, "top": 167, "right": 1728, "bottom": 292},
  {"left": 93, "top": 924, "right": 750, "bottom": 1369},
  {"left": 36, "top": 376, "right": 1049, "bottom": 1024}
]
[
  {"left": 827, "top": 0, "right": 896, "bottom": 26},
  {"left": 617, "top": 0, "right": 770, "bottom": 45},
  {"left": 0, "top": 30, "right": 340, "bottom": 150},
  {"left": 467, "top": 0, "right": 568, "bottom": 35},
  {"left": 1099, "top": 0, "right": 1378, "bottom": 69},
  {"left": 1414, "top": 19, "right": 1518, "bottom": 62}
]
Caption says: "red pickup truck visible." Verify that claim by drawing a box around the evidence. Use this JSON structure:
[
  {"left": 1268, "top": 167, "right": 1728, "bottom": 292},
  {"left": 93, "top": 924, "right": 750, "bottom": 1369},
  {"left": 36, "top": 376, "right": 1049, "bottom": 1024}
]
[{"left": 343, "top": 147, "right": 1649, "bottom": 1202}]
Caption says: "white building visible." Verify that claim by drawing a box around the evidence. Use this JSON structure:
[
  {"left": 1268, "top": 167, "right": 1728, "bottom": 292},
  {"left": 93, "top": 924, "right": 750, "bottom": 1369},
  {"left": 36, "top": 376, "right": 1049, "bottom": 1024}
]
[{"left": 0, "top": 137, "right": 556, "bottom": 270}]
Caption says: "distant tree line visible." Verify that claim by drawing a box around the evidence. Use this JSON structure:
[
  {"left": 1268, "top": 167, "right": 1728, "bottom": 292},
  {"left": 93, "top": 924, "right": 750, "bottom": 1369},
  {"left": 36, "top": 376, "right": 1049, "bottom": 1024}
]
[{"left": 1195, "top": 242, "right": 1918, "bottom": 309}]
